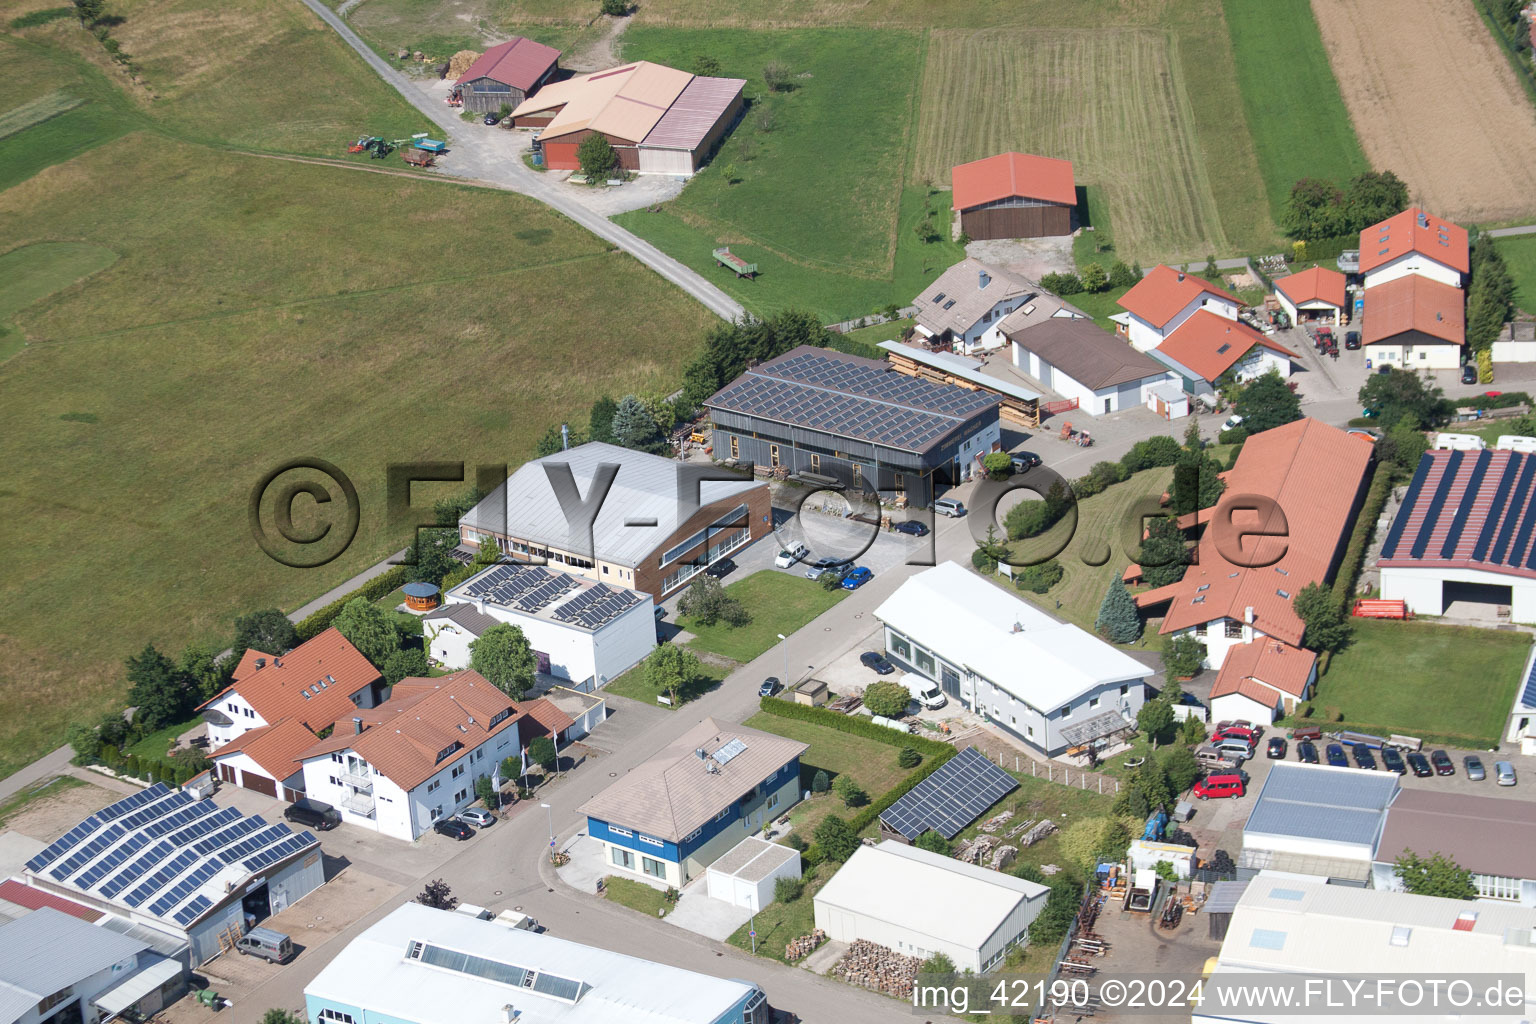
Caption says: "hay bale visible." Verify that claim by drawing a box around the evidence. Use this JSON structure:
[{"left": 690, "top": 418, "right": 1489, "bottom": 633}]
[{"left": 448, "top": 49, "right": 481, "bottom": 79}]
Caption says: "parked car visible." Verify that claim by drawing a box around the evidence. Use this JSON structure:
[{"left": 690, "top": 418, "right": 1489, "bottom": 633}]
[
  {"left": 893, "top": 520, "right": 930, "bottom": 536},
  {"left": 1213, "top": 724, "right": 1258, "bottom": 745},
  {"left": 758, "top": 677, "right": 781, "bottom": 697},
  {"left": 1464, "top": 755, "right": 1487, "bottom": 781},
  {"left": 1010, "top": 452, "right": 1042, "bottom": 473},
  {"left": 284, "top": 798, "right": 341, "bottom": 831},
  {"left": 774, "top": 543, "right": 808, "bottom": 568},
  {"left": 1381, "top": 747, "right": 1407, "bottom": 774},
  {"left": 1216, "top": 739, "right": 1254, "bottom": 762},
  {"left": 933, "top": 498, "right": 966, "bottom": 517},
  {"left": 1296, "top": 740, "right": 1319, "bottom": 764},
  {"left": 434, "top": 819, "right": 475, "bottom": 840},
  {"left": 1462, "top": 363, "right": 1479, "bottom": 385},
  {"left": 704, "top": 558, "right": 738, "bottom": 579},
  {"left": 1223, "top": 414, "right": 1245, "bottom": 431},
  {"left": 1406, "top": 751, "right": 1433, "bottom": 778},
  {"left": 840, "top": 566, "right": 873, "bottom": 590},
  {"left": 1325, "top": 743, "right": 1349, "bottom": 767},
  {"left": 236, "top": 927, "right": 293, "bottom": 964},
  {"left": 1344, "top": 331, "right": 1361, "bottom": 350},
  {"left": 1494, "top": 760, "right": 1518, "bottom": 786},
  {"left": 484, "top": 114, "right": 501, "bottom": 126},
  {"left": 860, "top": 651, "right": 895, "bottom": 675},
  {"left": 458, "top": 808, "right": 495, "bottom": 827},
  {"left": 1266, "top": 737, "right": 1287, "bottom": 759},
  {"left": 1430, "top": 749, "right": 1455, "bottom": 776},
  {"left": 1193, "top": 773, "right": 1246, "bottom": 800},
  {"left": 804, "top": 557, "right": 850, "bottom": 580},
  {"left": 1351, "top": 744, "right": 1377, "bottom": 770}
]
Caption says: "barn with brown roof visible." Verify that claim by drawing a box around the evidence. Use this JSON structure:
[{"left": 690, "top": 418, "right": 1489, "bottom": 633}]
[
  {"left": 951, "top": 152, "right": 1076, "bottom": 240},
  {"left": 1004, "top": 317, "right": 1175, "bottom": 417},
  {"left": 453, "top": 37, "right": 561, "bottom": 114}
]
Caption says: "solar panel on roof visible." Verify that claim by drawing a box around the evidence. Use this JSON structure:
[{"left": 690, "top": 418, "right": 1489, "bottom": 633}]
[
  {"left": 101, "top": 840, "right": 177, "bottom": 899},
  {"left": 219, "top": 824, "right": 292, "bottom": 866},
  {"left": 1441, "top": 450, "right": 1491, "bottom": 559},
  {"left": 148, "top": 859, "right": 223, "bottom": 918},
  {"left": 50, "top": 823, "right": 128, "bottom": 880},
  {"left": 26, "top": 814, "right": 107, "bottom": 873},
  {"left": 77, "top": 833, "right": 150, "bottom": 890},
  {"left": 1522, "top": 655, "right": 1536, "bottom": 710},
  {"left": 192, "top": 815, "right": 268, "bottom": 857},
  {"left": 169, "top": 806, "right": 242, "bottom": 847},
  {"left": 880, "top": 747, "right": 1019, "bottom": 840},
  {"left": 173, "top": 894, "right": 213, "bottom": 927},
  {"left": 242, "top": 831, "right": 316, "bottom": 872},
  {"left": 125, "top": 848, "right": 200, "bottom": 907},
  {"left": 712, "top": 738, "right": 748, "bottom": 765},
  {"left": 144, "top": 800, "right": 215, "bottom": 838},
  {"left": 119, "top": 790, "right": 193, "bottom": 830},
  {"left": 96, "top": 783, "right": 172, "bottom": 822}
]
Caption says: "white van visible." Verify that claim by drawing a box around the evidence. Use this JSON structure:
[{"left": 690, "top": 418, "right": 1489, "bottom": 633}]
[
  {"left": 934, "top": 498, "right": 966, "bottom": 518},
  {"left": 1216, "top": 739, "right": 1254, "bottom": 762},
  {"left": 899, "top": 672, "right": 946, "bottom": 710},
  {"left": 236, "top": 927, "right": 292, "bottom": 964}
]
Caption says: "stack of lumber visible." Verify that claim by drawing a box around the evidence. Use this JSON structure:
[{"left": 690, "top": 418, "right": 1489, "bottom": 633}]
[
  {"left": 832, "top": 940, "right": 926, "bottom": 999},
  {"left": 785, "top": 929, "right": 826, "bottom": 961}
]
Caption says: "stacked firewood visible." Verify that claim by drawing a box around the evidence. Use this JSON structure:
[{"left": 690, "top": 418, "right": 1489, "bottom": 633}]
[
  {"left": 979, "top": 809, "right": 1014, "bottom": 833},
  {"left": 1021, "top": 819, "right": 1057, "bottom": 847},
  {"left": 784, "top": 930, "right": 826, "bottom": 961},
  {"left": 832, "top": 940, "right": 926, "bottom": 999},
  {"left": 987, "top": 844, "right": 1017, "bottom": 871}
]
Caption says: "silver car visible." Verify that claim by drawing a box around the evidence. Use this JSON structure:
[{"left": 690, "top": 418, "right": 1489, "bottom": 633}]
[
  {"left": 458, "top": 808, "right": 495, "bottom": 827},
  {"left": 1494, "top": 761, "right": 1518, "bottom": 787},
  {"left": 1464, "top": 755, "right": 1486, "bottom": 781}
]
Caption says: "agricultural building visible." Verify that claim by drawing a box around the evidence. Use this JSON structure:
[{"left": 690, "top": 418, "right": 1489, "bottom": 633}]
[
  {"left": 1133, "top": 419, "right": 1374, "bottom": 668},
  {"left": 425, "top": 562, "right": 654, "bottom": 688},
  {"left": 305, "top": 902, "right": 771, "bottom": 1024},
  {"left": 1358, "top": 207, "right": 1469, "bottom": 290},
  {"left": 813, "top": 841, "right": 1049, "bottom": 972},
  {"left": 453, "top": 37, "right": 561, "bottom": 113},
  {"left": 1005, "top": 317, "right": 1174, "bottom": 417},
  {"left": 874, "top": 562, "right": 1152, "bottom": 757},
  {"left": 457, "top": 442, "right": 770, "bottom": 600},
  {"left": 1272, "top": 266, "right": 1347, "bottom": 326},
  {"left": 879, "top": 342, "right": 1041, "bottom": 430},
  {"left": 1360, "top": 274, "right": 1465, "bottom": 370},
  {"left": 511, "top": 61, "right": 745, "bottom": 176},
  {"left": 1378, "top": 448, "right": 1536, "bottom": 622},
  {"left": 1239, "top": 763, "right": 1398, "bottom": 883},
  {"left": 910, "top": 258, "right": 1036, "bottom": 353},
  {"left": 706, "top": 346, "right": 1001, "bottom": 506},
  {"left": 580, "top": 718, "right": 805, "bottom": 887},
  {"left": 950, "top": 152, "right": 1076, "bottom": 240}
]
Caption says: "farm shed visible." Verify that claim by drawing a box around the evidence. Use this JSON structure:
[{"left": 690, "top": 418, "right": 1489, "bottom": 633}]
[
  {"left": 1272, "top": 266, "right": 1347, "bottom": 326},
  {"left": 951, "top": 152, "right": 1075, "bottom": 240},
  {"left": 454, "top": 37, "right": 561, "bottom": 114},
  {"left": 1360, "top": 273, "right": 1464, "bottom": 370},
  {"left": 879, "top": 342, "right": 1040, "bottom": 429},
  {"left": 1004, "top": 317, "right": 1174, "bottom": 416},
  {"left": 705, "top": 837, "right": 801, "bottom": 911},
  {"left": 1378, "top": 448, "right": 1536, "bottom": 624},
  {"left": 511, "top": 62, "right": 744, "bottom": 177}
]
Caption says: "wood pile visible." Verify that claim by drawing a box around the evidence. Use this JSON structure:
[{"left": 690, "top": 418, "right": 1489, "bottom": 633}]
[
  {"left": 832, "top": 940, "right": 926, "bottom": 999},
  {"left": 785, "top": 929, "right": 826, "bottom": 961},
  {"left": 447, "top": 50, "right": 481, "bottom": 78},
  {"left": 979, "top": 810, "right": 1014, "bottom": 834},
  {"left": 1004, "top": 817, "right": 1035, "bottom": 839},
  {"left": 1021, "top": 819, "right": 1057, "bottom": 848},
  {"left": 827, "top": 693, "right": 863, "bottom": 714},
  {"left": 955, "top": 835, "right": 996, "bottom": 864},
  {"left": 987, "top": 844, "right": 1017, "bottom": 871}
]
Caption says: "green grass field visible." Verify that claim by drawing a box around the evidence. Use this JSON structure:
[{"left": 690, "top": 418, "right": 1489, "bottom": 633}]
[
  {"left": 602, "top": 875, "right": 673, "bottom": 916},
  {"left": 125, "top": 715, "right": 205, "bottom": 762},
  {"left": 604, "top": 657, "right": 729, "bottom": 707},
  {"left": 1220, "top": 0, "right": 1368, "bottom": 223},
  {"left": 1495, "top": 233, "right": 1536, "bottom": 316},
  {"left": 1317, "top": 619, "right": 1530, "bottom": 747},
  {"left": 0, "top": 242, "right": 117, "bottom": 362},
  {"left": 726, "top": 861, "right": 824, "bottom": 961},
  {"left": 681, "top": 571, "right": 846, "bottom": 663}
]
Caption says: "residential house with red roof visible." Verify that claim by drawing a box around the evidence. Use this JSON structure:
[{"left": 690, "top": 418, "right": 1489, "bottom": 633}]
[
  {"left": 1272, "top": 266, "right": 1348, "bottom": 326},
  {"left": 1359, "top": 207, "right": 1469, "bottom": 291},
  {"left": 1129, "top": 420, "right": 1374, "bottom": 715},
  {"left": 202, "top": 628, "right": 385, "bottom": 800},
  {"left": 1208, "top": 639, "right": 1318, "bottom": 724},
  {"left": 453, "top": 36, "right": 561, "bottom": 114},
  {"left": 951, "top": 152, "right": 1076, "bottom": 240},
  {"left": 1114, "top": 265, "right": 1240, "bottom": 353},
  {"left": 1361, "top": 274, "right": 1465, "bottom": 369},
  {"left": 297, "top": 670, "right": 572, "bottom": 841}
]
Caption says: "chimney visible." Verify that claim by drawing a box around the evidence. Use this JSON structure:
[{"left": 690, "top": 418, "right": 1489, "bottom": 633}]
[
  {"left": 255, "top": 657, "right": 266, "bottom": 669},
  {"left": 560, "top": 423, "right": 570, "bottom": 450},
  {"left": 502, "top": 1006, "right": 520, "bottom": 1023},
  {"left": 1010, "top": 620, "right": 1023, "bottom": 633},
  {"left": 979, "top": 269, "right": 991, "bottom": 290},
  {"left": 1244, "top": 606, "right": 1255, "bottom": 624},
  {"left": 1177, "top": 271, "right": 1185, "bottom": 282},
  {"left": 352, "top": 716, "right": 363, "bottom": 735}
]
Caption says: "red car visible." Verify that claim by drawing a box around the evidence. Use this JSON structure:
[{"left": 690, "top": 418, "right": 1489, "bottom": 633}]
[
  {"left": 1213, "top": 724, "right": 1259, "bottom": 745},
  {"left": 1193, "top": 773, "right": 1247, "bottom": 800}
]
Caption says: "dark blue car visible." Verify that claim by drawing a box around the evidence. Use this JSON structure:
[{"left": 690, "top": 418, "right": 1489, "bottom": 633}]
[
  {"left": 840, "top": 567, "right": 873, "bottom": 590},
  {"left": 1325, "top": 743, "right": 1348, "bottom": 767},
  {"left": 1352, "top": 744, "right": 1377, "bottom": 770}
]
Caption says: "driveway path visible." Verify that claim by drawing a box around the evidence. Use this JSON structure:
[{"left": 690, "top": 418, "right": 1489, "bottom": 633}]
[{"left": 295, "top": 0, "right": 744, "bottom": 322}]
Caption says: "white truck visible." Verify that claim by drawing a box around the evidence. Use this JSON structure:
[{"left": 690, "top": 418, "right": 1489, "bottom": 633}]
[{"left": 900, "top": 672, "right": 946, "bottom": 710}]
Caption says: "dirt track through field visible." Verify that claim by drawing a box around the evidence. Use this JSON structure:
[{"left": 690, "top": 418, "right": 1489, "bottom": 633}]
[
  {"left": 914, "top": 28, "right": 1227, "bottom": 263},
  {"left": 1312, "top": 0, "right": 1536, "bottom": 223}
]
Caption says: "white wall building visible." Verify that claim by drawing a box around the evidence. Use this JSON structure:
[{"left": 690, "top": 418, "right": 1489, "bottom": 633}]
[
  {"left": 1239, "top": 763, "right": 1398, "bottom": 884},
  {"left": 814, "top": 841, "right": 1049, "bottom": 973},
  {"left": 1006, "top": 318, "right": 1175, "bottom": 417},
  {"left": 911, "top": 259, "right": 1037, "bottom": 354},
  {"left": 705, "top": 836, "right": 802, "bottom": 912},
  {"left": 424, "top": 563, "right": 654, "bottom": 690},
  {"left": 1114, "top": 264, "right": 1239, "bottom": 353},
  {"left": 1208, "top": 640, "right": 1317, "bottom": 725},
  {"left": 1358, "top": 208, "right": 1468, "bottom": 291},
  {"left": 875, "top": 562, "right": 1153, "bottom": 756},
  {"left": 0, "top": 909, "right": 185, "bottom": 1024},
  {"left": 1372, "top": 789, "right": 1536, "bottom": 907}
]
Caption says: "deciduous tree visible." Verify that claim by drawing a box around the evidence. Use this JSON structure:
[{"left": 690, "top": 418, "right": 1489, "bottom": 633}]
[
  {"left": 416, "top": 878, "right": 457, "bottom": 910},
  {"left": 470, "top": 622, "right": 537, "bottom": 700},
  {"left": 1081, "top": 262, "right": 1108, "bottom": 293},
  {"left": 1394, "top": 850, "right": 1476, "bottom": 899},
  {"left": 644, "top": 643, "right": 702, "bottom": 705},
  {"left": 1293, "top": 583, "right": 1352, "bottom": 654},
  {"left": 527, "top": 735, "right": 558, "bottom": 772},
  {"left": 126, "top": 643, "right": 193, "bottom": 730},
  {"left": 1137, "top": 698, "right": 1175, "bottom": 749},
  {"left": 1137, "top": 515, "right": 1189, "bottom": 588},
  {"left": 862, "top": 681, "right": 911, "bottom": 718},
  {"left": 915, "top": 830, "right": 951, "bottom": 856},
  {"left": 1358, "top": 368, "right": 1445, "bottom": 428},
  {"left": 382, "top": 647, "right": 428, "bottom": 686},
  {"left": 1235, "top": 369, "right": 1302, "bottom": 433},
  {"left": 333, "top": 598, "right": 401, "bottom": 668},
  {"left": 233, "top": 608, "right": 297, "bottom": 661},
  {"left": 577, "top": 134, "right": 619, "bottom": 179}
]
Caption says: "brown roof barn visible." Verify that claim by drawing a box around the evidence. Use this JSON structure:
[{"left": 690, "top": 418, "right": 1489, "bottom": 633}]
[{"left": 1005, "top": 318, "right": 1169, "bottom": 393}]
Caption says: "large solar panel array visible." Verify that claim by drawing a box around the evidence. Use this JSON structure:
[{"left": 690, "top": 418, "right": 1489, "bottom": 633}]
[
  {"left": 218, "top": 825, "right": 294, "bottom": 866},
  {"left": 100, "top": 840, "right": 177, "bottom": 899},
  {"left": 172, "top": 894, "right": 213, "bottom": 927},
  {"left": 880, "top": 746, "right": 1019, "bottom": 840},
  {"left": 709, "top": 349, "right": 998, "bottom": 453},
  {"left": 49, "top": 823, "right": 127, "bottom": 881},
  {"left": 119, "top": 789, "right": 193, "bottom": 830},
  {"left": 460, "top": 563, "right": 579, "bottom": 612},
  {"left": 1521, "top": 654, "right": 1536, "bottom": 711},
  {"left": 243, "top": 831, "right": 317, "bottom": 872},
  {"left": 168, "top": 806, "right": 242, "bottom": 846},
  {"left": 409, "top": 942, "right": 587, "bottom": 1002},
  {"left": 125, "top": 848, "right": 201, "bottom": 907},
  {"left": 148, "top": 859, "right": 223, "bottom": 918},
  {"left": 96, "top": 783, "right": 174, "bottom": 822},
  {"left": 549, "top": 583, "right": 640, "bottom": 630},
  {"left": 193, "top": 815, "right": 269, "bottom": 857},
  {"left": 1382, "top": 449, "right": 1536, "bottom": 573},
  {"left": 75, "top": 834, "right": 151, "bottom": 890}
]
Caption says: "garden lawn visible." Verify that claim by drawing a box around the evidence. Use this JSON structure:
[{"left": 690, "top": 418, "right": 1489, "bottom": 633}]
[
  {"left": 1316, "top": 619, "right": 1531, "bottom": 747},
  {"left": 726, "top": 861, "right": 826, "bottom": 962},
  {"left": 943, "top": 770, "right": 1113, "bottom": 874},
  {"left": 604, "top": 658, "right": 728, "bottom": 708},
  {"left": 1496, "top": 234, "right": 1536, "bottom": 317},
  {"left": 1220, "top": 0, "right": 1368, "bottom": 222},
  {"left": 682, "top": 572, "right": 846, "bottom": 663},
  {"left": 743, "top": 710, "right": 915, "bottom": 840},
  {"left": 125, "top": 715, "right": 206, "bottom": 763},
  {"left": 602, "top": 876, "right": 672, "bottom": 918}
]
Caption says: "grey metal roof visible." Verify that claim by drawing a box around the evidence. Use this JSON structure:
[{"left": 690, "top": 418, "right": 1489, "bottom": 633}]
[
  {"left": 1244, "top": 763, "right": 1399, "bottom": 847},
  {"left": 1204, "top": 880, "right": 1249, "bottom": 915},
  {"left": 459, "top": 443, "right": 762, "bottom": 568},
  {"left": 421, "top": 601, "right": 501, "bottom": 636},
  {"left": 704, "top": 346, "right": 1000, "bottom": 455},
  {"left": 878, "top": 342, "right": 1041, "bottom": 402},
  {"left": 0, "top": 908, "right": 147, "bottom": 1021}
]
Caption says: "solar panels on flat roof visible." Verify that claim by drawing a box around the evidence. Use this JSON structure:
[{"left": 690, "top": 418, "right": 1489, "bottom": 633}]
[
  {"left": 242, "top": 831, "right": 316, "bottom": 872},
  {"left": 880, "top": 746, "right": 1019, "bottom": 840}
]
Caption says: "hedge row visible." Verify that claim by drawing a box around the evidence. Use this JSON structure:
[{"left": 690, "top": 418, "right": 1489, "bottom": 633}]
[
  {"left": 1330, "top": 461, "right": 1397, "bottom": 608},
  {"left": 294, "top": 564, "right": 412, "bottom": 641},
  {"left": 756, "top": 696, "right": 955, "bottom": 758},
  {"left": 801, "top": 747, "right": 958, "bottom": 868},
  {"left": 825, "top": 333, "right": 884, "bottom": 360}
]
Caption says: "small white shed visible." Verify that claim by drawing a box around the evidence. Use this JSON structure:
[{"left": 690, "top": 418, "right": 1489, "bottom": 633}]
[
  {"left": 705, "top": 836, "right": 802, "bottom": 911},
  {"left": 1145, "top": 379, "right": 1190, "bottom": 420}
]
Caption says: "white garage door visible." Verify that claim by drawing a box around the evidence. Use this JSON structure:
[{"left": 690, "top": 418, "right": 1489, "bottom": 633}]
[{"left": 706, "top": 870, "right": 759, "bottom": 910}]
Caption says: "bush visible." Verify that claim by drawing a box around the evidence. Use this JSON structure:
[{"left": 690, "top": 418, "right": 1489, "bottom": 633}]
[
  {"left": 896, "top": 746, "right": 922, "bottom": 769},
  {"left": 1014, "top": 559, "right": 1065, "bottom": 594},
  {"left": 811, "top": 769, "right": 830, "bottom": 794},
  {"left": 599, "top": 0, "right": 628, "bottom": 13},
  {"left": 756, "top": 696, "right": 954, "bottom": 757},
  {"left": 1331, "top": 462, "right": 1395, "bottom": 607},
  {"left": 863, "top": 681, "right": 910, "bottom": 718},
  {"left": 1120, "top": 435, "right": 1183, "bottom": 473},
  {"left": 1217, "top": 426, "right": 1248, "bottom": 445},
  {"left": 1041, "top": 271, "right": 1084, "bottom": 295},
  {"left": 833, "top": 775, "right": 869, "bottom": 808},
  {"left": 10, "top": 6, "right": 72, "bottom": 27},
  {"left": 774, "top": 875, "right": 804, "bottom": 902},
  {"left": 970, "top": 547, "right": 998, "bottom": 573},
  {"left": 577, "top": 134, "right": 619, "bottom": 180},
  {"left": 782, "top": 831, "right": 808, "bottom": 851},
  {"left": 982, "top": 451, "right": 1013, "bottom": 479},
  {"left": 813, "top": 816, "right": 859, "bottom": 862},
  {"left": 763, "top": 61, "right": 793, "bottom": 92},
  {"left": 67, "top": 724, "right": 101, "bottom": 766}
]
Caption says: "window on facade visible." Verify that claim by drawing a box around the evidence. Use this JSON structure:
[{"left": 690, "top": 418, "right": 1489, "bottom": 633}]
[
  {"left": 1061, "top": 704, "right": 1072, "bottom": 718},
  {"left": 642, "top": 856, "right": 667, "bottom": 878},
  {"left": 1473, "top": 874, "right": 1520, "bottom": 901},
  {"left": 682, "top": 828, "right": 701, "bottom": 844},
  {"left": 611, "top": 847, "right": 635, "bottom": 869},
  {"left": 1027, "top": 726, "right": 1034, "bottom": 737},
  {"left": 770, "top": 444, "right": 780, "bottom": 468},
  {"left": 1194, "top": 622, "right": 1207, "bottom": 636},
  {"left": 889, "top": 633, "right": 911, "bottom": 660},
  {"left": 894, "top": 474, "right": 905, "bottom": 490},
  {"left": 810, "top": 453, "right": 820, "bottom": 473},
  {"left": 730, "top": 436, "right": 739, "bottom": 459},
  {"left": 331, "top": 752, "right": 344, "bottom": 764},
  {"left": 452, "top": 764, "right": 465, "bottom": 779},
  {"left": 766, "top": 793, "right": 779, "bottom": 811},
  {"left": 1225, "top": 620, "right": 1244, "bottom": 639},
  {"left": 36, "top": 988, "right": 72, "bottom": 1014},
  {"left": 714, "top": 807, "right": 730, "bottom": 822},
  {"left": 319, "top": 1012, "right": 357, "bottom": 1024},
  {"left": 454, "top": 788, "right": 468, "bottom": 803},
  {"left": 1089, "top": 697, "right": 1100, "bottom": 708},
  {"left": 1120, "top": 684, "right": 1129, "bottom": 696},
  {"left": 329, "top": 776, "right": 340, "bottom": 787},
  {"left": 427, "top": 780, "right": 440, "bottom": 793},
  {"left": 914, "top": 648, "right": 935, "bottom": 675}
]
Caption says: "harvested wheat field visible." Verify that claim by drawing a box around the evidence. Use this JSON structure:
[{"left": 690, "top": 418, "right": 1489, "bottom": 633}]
[
  {"left": 914, "top": 28, "right": 1228, "bottom": 263},
  {"left": 1312, "top": 0, "right": 1536, "bottom": 223}
]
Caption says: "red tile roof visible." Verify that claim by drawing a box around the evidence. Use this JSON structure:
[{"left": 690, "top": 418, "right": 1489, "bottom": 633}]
[
  {"left": 1210, "top": 640, "right": 1316, "bottom": 700},
  {"left": 1358, "top": 207, "right": 1469, "bottom": 275},
  {"left": 1134, "top": 419, "right": 1375, "bottom": 646},
  {"left": 952, "top": 152, "right": 1076, "bottom": 210},
  {"left": 518, "top": 697, "right": 576, "bottom": 741},
  {"left": 1209, "top": 673, "right": 1281, "bottom": 711},
  {"left": 1362, "top": 275, "right": 1464, "bottom": 347},
  {"left": 1117, "top": 264, "right": 1238, "bottom": 329},
  {"left": 1153, "top": 311, "right": 1294, "bottom": 383},
  {"left": 211, "top": 718, "right": 315, "bottom": 783},
  {"left": 203, "top": 628, "right": 381, "bottom": 734},
  {"left": 0, "top": 879, "right": 102, "bottom": 922},
  {"left": 1273, "top": 266, "right": 1347, "bottom": 309},
  {"left": 455, "top": 36, "right": 561, "bottom": 92}
]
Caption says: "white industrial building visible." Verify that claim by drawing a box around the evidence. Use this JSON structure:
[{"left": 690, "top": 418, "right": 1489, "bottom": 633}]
[
  {"left": 426, "top": 562, "right": 654, "bottom": 689},
  {"left": 1372, "top": 789, "right": 1536, "bottom": 907},
  {"left": 1239, "top": 763, "right": 1399, "bottom": 885},
  {"left": 704, "top": 836, "right": 802, "bottom": 912},
  {"left": 1194, "top": 875, "right": 1536, "bottom": 1024},
  {"left": 874, "top": 561, "right": 1152, "bottom": 757},
  {"left": 305, "top": 902, "right": 771, "bottom": 1024},
  {"left": 813, "top": 841, "right": 1049, "bottom": 973},
  {"left": 1005, "top": 318, "right": 1175, "bottom": 417},
  {"left": 21, "top": 783, "right": 324, "bottom": 965},
  {"left": 1510, "top": 648, "right": 1536, "bottom": 755}
]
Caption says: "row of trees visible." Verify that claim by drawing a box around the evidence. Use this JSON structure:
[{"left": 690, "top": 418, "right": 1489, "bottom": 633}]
[
  {"left": 1467, "top": 234, "right": 1516, "bottom": 353},
  {"left": 534, "top": 391, "right": 679, "bottom": 459},
  {"left": 1041, "top": 260, "right": 1139, "bottom": 297},
  {"left": 1282, "top": 170, "right": 1409, "bottom": 241}
]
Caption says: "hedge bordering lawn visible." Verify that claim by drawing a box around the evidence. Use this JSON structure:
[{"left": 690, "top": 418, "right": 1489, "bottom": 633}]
[
  {"left": 1331, "top": 461, "right": 1397, "bottom": 607},
  {"left": 756, "top": 697, "right": 954, "bottom": 758},
  {"left": 802, "top": 748, "right": 958, "bottom": 869},
  {"left": 294, "top": 565, "right": 412, "bottom": 641}
]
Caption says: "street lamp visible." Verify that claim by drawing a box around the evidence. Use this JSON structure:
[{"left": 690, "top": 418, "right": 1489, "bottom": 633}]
[
  {"left": 540, "top": 802, "right": 554, "bottom": 853},
  {"left": 776, "top": 633, "right": 788, "bottom": 687}
]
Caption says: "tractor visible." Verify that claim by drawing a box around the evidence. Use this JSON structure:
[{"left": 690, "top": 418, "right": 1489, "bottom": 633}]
[{"left": 347, "top": 135, "right": 381, "bottom": 154}]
